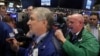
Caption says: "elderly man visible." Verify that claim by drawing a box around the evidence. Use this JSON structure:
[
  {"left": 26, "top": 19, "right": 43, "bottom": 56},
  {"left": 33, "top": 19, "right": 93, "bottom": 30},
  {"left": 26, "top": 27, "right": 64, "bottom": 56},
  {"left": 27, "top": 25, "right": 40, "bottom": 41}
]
[
  {"left": 55, "top": 14, "right": 99, "bottom": 56},
  {"left": 6, "top": 7, "right": 63, "bottom": 56}
]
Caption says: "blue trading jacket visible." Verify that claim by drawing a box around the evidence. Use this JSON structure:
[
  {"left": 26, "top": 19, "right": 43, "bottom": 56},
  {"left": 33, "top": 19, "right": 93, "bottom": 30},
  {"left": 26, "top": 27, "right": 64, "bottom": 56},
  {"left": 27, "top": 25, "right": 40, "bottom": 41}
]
[
  {"left": 0, "top": 22, "right": 15, "bottom": 56},
  {"left": 17, "top": 30, "right": 63, "bottom": 56}
]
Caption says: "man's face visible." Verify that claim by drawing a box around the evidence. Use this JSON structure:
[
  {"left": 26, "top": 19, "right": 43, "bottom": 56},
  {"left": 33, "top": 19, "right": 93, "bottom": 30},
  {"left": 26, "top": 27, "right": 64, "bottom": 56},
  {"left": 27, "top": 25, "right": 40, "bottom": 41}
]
[
  {"left": 89, "top": 15, "right": 98, "bottom": 25},
  {"left": 27, "top": 14, "right": 46, "bottom": 35},
  {"left": 0, "top": 6, "right": 6, "bottom": 13},
  {"left": 83, "top": 15, "right": 89, "bottom": 23},
  {"left": 27, "top": 6, "right": 33, "bottom": 15},
  {"left": 67, "top": 17, "right": 81, "bottom": 33}
]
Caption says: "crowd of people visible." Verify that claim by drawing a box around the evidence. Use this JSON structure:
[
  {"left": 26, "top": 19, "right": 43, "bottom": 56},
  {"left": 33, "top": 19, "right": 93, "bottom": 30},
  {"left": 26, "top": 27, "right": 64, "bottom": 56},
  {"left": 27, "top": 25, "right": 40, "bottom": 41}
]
[{"left": 0, "top": 5, "right": 100, "bottom": 56}]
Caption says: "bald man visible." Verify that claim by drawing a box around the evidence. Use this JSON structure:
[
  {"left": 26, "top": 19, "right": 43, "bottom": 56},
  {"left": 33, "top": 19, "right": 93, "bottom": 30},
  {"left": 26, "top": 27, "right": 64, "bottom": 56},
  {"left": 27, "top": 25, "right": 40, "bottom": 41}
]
[{"left": 55, "top": 14, "right": 99, "bottom": 56}]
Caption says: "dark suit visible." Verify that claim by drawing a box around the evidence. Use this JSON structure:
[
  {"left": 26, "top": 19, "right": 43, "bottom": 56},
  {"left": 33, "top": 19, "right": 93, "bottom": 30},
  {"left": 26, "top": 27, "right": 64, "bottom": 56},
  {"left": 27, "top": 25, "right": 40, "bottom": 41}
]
[
  {"left": 0, "top": 22, "right": 5, "bottom": 56},
  {"left": 17, "top": 30, "right": 64, "bottom": 56}
]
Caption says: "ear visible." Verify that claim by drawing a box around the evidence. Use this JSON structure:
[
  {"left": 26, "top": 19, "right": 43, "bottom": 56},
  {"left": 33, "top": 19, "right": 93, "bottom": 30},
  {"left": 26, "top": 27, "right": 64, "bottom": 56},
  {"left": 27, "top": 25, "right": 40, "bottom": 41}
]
[{"left": 42, "top": 20, "right": 48, "bottom": 25}]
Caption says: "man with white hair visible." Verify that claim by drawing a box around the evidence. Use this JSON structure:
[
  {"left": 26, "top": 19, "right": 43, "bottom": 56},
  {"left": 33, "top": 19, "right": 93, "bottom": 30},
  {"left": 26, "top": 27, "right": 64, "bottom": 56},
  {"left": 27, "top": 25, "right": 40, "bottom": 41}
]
[
  {"left": 55, "top": 14, "right": 99, "bottom": 56},
  {"left": 6, "top": 7, "right": 64, "bottom": 56}
]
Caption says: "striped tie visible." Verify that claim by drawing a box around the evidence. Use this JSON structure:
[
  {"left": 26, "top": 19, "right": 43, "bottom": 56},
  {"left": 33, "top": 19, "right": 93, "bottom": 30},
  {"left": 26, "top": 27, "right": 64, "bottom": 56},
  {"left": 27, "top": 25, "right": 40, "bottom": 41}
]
[{"left": 28, "top": 42, "right": 36, "bottom": 56}]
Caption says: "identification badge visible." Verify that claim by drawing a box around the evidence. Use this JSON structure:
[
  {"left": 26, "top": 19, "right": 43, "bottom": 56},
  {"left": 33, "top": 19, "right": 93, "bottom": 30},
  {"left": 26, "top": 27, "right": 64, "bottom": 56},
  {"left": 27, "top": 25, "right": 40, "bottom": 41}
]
[
  {"left": 9, "top": 32, "right": 15, "bottom": 38},
  {"left": 33, "top": 48, "right": 38, "bottom": 56},
  {"left": 13, "top": 29, "right": 18, "bottom": 34}
]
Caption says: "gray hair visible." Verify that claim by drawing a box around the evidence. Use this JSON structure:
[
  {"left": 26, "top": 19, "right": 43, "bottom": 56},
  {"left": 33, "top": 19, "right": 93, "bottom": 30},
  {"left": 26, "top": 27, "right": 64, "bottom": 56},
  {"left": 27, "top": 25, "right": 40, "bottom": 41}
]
[{"left": 32, "top": 7, "right": 54, "bottom": 30}]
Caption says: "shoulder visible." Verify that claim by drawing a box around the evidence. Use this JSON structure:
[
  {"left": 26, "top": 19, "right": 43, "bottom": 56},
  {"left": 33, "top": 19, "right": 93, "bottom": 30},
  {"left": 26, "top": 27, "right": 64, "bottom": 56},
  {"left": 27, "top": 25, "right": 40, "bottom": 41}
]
[
  {"left": 0, "top": 22, "right": 4, "bottom": 27},
  {"left": 0, "top": 22, "right": 7, "bottom": 31},
  {"left": 82, "top": 29, "right": 94, "bottom": 38},
  {"left": 0, "top": 22, "right": 5, "bottom": 34},
  {"left": 82, "top": 29, "right": 98, "bottom": 42}
]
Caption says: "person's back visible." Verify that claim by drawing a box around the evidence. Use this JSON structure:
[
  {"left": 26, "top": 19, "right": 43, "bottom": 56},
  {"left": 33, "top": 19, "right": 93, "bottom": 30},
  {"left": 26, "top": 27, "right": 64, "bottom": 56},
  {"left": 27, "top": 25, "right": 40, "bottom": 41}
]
[
  {"left": 0, "top": 21, "right": 16, "bottom": 56},
  {"left": 0, "top": 22, "right": 6, "bottom": 56}
]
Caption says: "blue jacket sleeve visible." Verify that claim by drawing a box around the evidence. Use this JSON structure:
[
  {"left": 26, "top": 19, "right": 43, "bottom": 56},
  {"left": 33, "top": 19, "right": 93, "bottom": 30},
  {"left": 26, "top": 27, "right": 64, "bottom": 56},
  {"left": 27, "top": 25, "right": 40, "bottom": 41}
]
[{"left": 17, "top": 47, "right": 26, "bottom": 56}]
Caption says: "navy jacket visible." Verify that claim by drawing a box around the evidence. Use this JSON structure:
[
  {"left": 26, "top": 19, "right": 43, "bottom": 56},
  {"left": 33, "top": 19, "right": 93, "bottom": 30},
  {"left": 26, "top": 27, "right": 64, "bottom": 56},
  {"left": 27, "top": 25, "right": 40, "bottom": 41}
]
[
  {"left": 0, "top": 22, "right": 5, "bottom": 54},
  {"left": 17, "top": 30, "right": 63, "bottom": 56},
  {"left": 0, "top": 22, "right": 16, "bottom": 56}
]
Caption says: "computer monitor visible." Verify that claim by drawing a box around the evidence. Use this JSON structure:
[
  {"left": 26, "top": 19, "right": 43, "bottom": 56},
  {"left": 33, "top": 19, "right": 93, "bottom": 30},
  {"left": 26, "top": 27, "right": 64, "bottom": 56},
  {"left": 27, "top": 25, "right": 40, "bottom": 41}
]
[
  {"left": 41, "top": 0, "right": 51, "bottom": 6},
  {"left": 83, "top": 0, "right": 95, "bottom": 10},
  {"left": 7, "top": 7, "right": 16, "bottom": 13},
  {"left": 10, "top": 13, "right": 18, "bottom": 22},
  {"left": 8, "top": 2, "right": 14, "bottom": 7}
]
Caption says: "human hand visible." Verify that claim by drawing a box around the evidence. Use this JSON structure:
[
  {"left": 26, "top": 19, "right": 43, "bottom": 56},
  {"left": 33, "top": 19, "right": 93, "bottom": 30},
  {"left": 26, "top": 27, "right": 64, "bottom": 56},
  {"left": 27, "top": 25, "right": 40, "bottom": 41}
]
[
  {"left": 55, "top": 29, "right": 66, "bottom": 43},
  {"left": 6, "top": 38, "right": 19, "bottom": 52}
]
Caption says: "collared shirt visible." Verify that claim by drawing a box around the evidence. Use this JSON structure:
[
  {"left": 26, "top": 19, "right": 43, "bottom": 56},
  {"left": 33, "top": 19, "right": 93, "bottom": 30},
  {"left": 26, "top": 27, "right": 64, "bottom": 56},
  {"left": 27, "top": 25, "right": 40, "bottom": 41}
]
[
  {"left": 71, "top": 31, "right": 80, "bottom": 37},
  {"left": 75, "top": 31, "right": 80, "bottom": 36},
  {"left": 28, "top": 32, "right": 48, "bottom": 56},
  {"left": 91, "top": 26, "right": 98, "bottom": 40},
  {"left": 71, "top": 31, "right": 80, "bottom": 41},
  {"left": 34, "top": 32, "right": 48, "bottom": 44}
]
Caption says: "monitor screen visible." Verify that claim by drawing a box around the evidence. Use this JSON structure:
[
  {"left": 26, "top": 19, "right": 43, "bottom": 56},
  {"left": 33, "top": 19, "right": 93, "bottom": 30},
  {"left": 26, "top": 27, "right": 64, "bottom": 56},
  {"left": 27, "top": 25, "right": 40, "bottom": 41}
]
[
  {"left": 83, "top": 0, "right": 95, "bottom": 10},
  {"left": 10, "top": 13, "right": 18, "bottom": 21},
  {"left": 10, "top": 14, "right": 17, "bottom": 18},
  {"left": 41, "top": 0, "right": 51, "bottom": 6},
  {"left": 7, "top": 7, "right": 16, "bottom": 13},
  {"left": 8, "top": 2, "right": 14, "bottom": 7},
  {"left": 86, "top": 0, "right": 92, "bottom": 9}
]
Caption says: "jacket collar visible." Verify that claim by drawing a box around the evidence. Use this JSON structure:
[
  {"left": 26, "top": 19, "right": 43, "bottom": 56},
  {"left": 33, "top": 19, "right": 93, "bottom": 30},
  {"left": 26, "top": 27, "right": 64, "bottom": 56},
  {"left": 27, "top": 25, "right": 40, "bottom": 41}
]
[{"left": 69, "top": 27, "right": 84, "bottom": 43}]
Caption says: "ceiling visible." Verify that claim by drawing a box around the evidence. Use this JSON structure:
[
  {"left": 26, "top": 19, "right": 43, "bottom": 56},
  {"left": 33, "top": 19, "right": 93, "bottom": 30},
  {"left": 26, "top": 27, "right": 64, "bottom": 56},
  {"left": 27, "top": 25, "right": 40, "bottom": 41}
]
[
  {"left": 95, "top": 0, "right": 100, "bottom": 5},
  {"left": 3, "top": 0, "right": 100, "bottom": 5},
  {"left": 1, "top": 0, "right": 100, "bottom": 9}
]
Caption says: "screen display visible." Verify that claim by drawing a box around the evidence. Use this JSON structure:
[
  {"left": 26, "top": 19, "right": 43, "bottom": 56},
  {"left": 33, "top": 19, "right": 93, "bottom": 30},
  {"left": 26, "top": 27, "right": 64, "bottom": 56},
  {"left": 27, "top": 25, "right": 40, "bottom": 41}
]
[
  {"left": 86, "top": 0, "right": 92, "bottom": 9},
  {"left": 10, "top": 14, "right": 17, "bottom": 18},
  {"left": 10, "top": 13, "right": 18, "bottom": 21},
  {"left": 41, "top": 0, "right": 51, "bottom": 6},
  {"left": 8, "top": 2, "right": 14, "bottom": 7},
  {"left": 7, "top": 7, "right": 16, "bottom": 13},
  {"left": 83, "top": 0, "right": 95, "bottom": 10}
]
